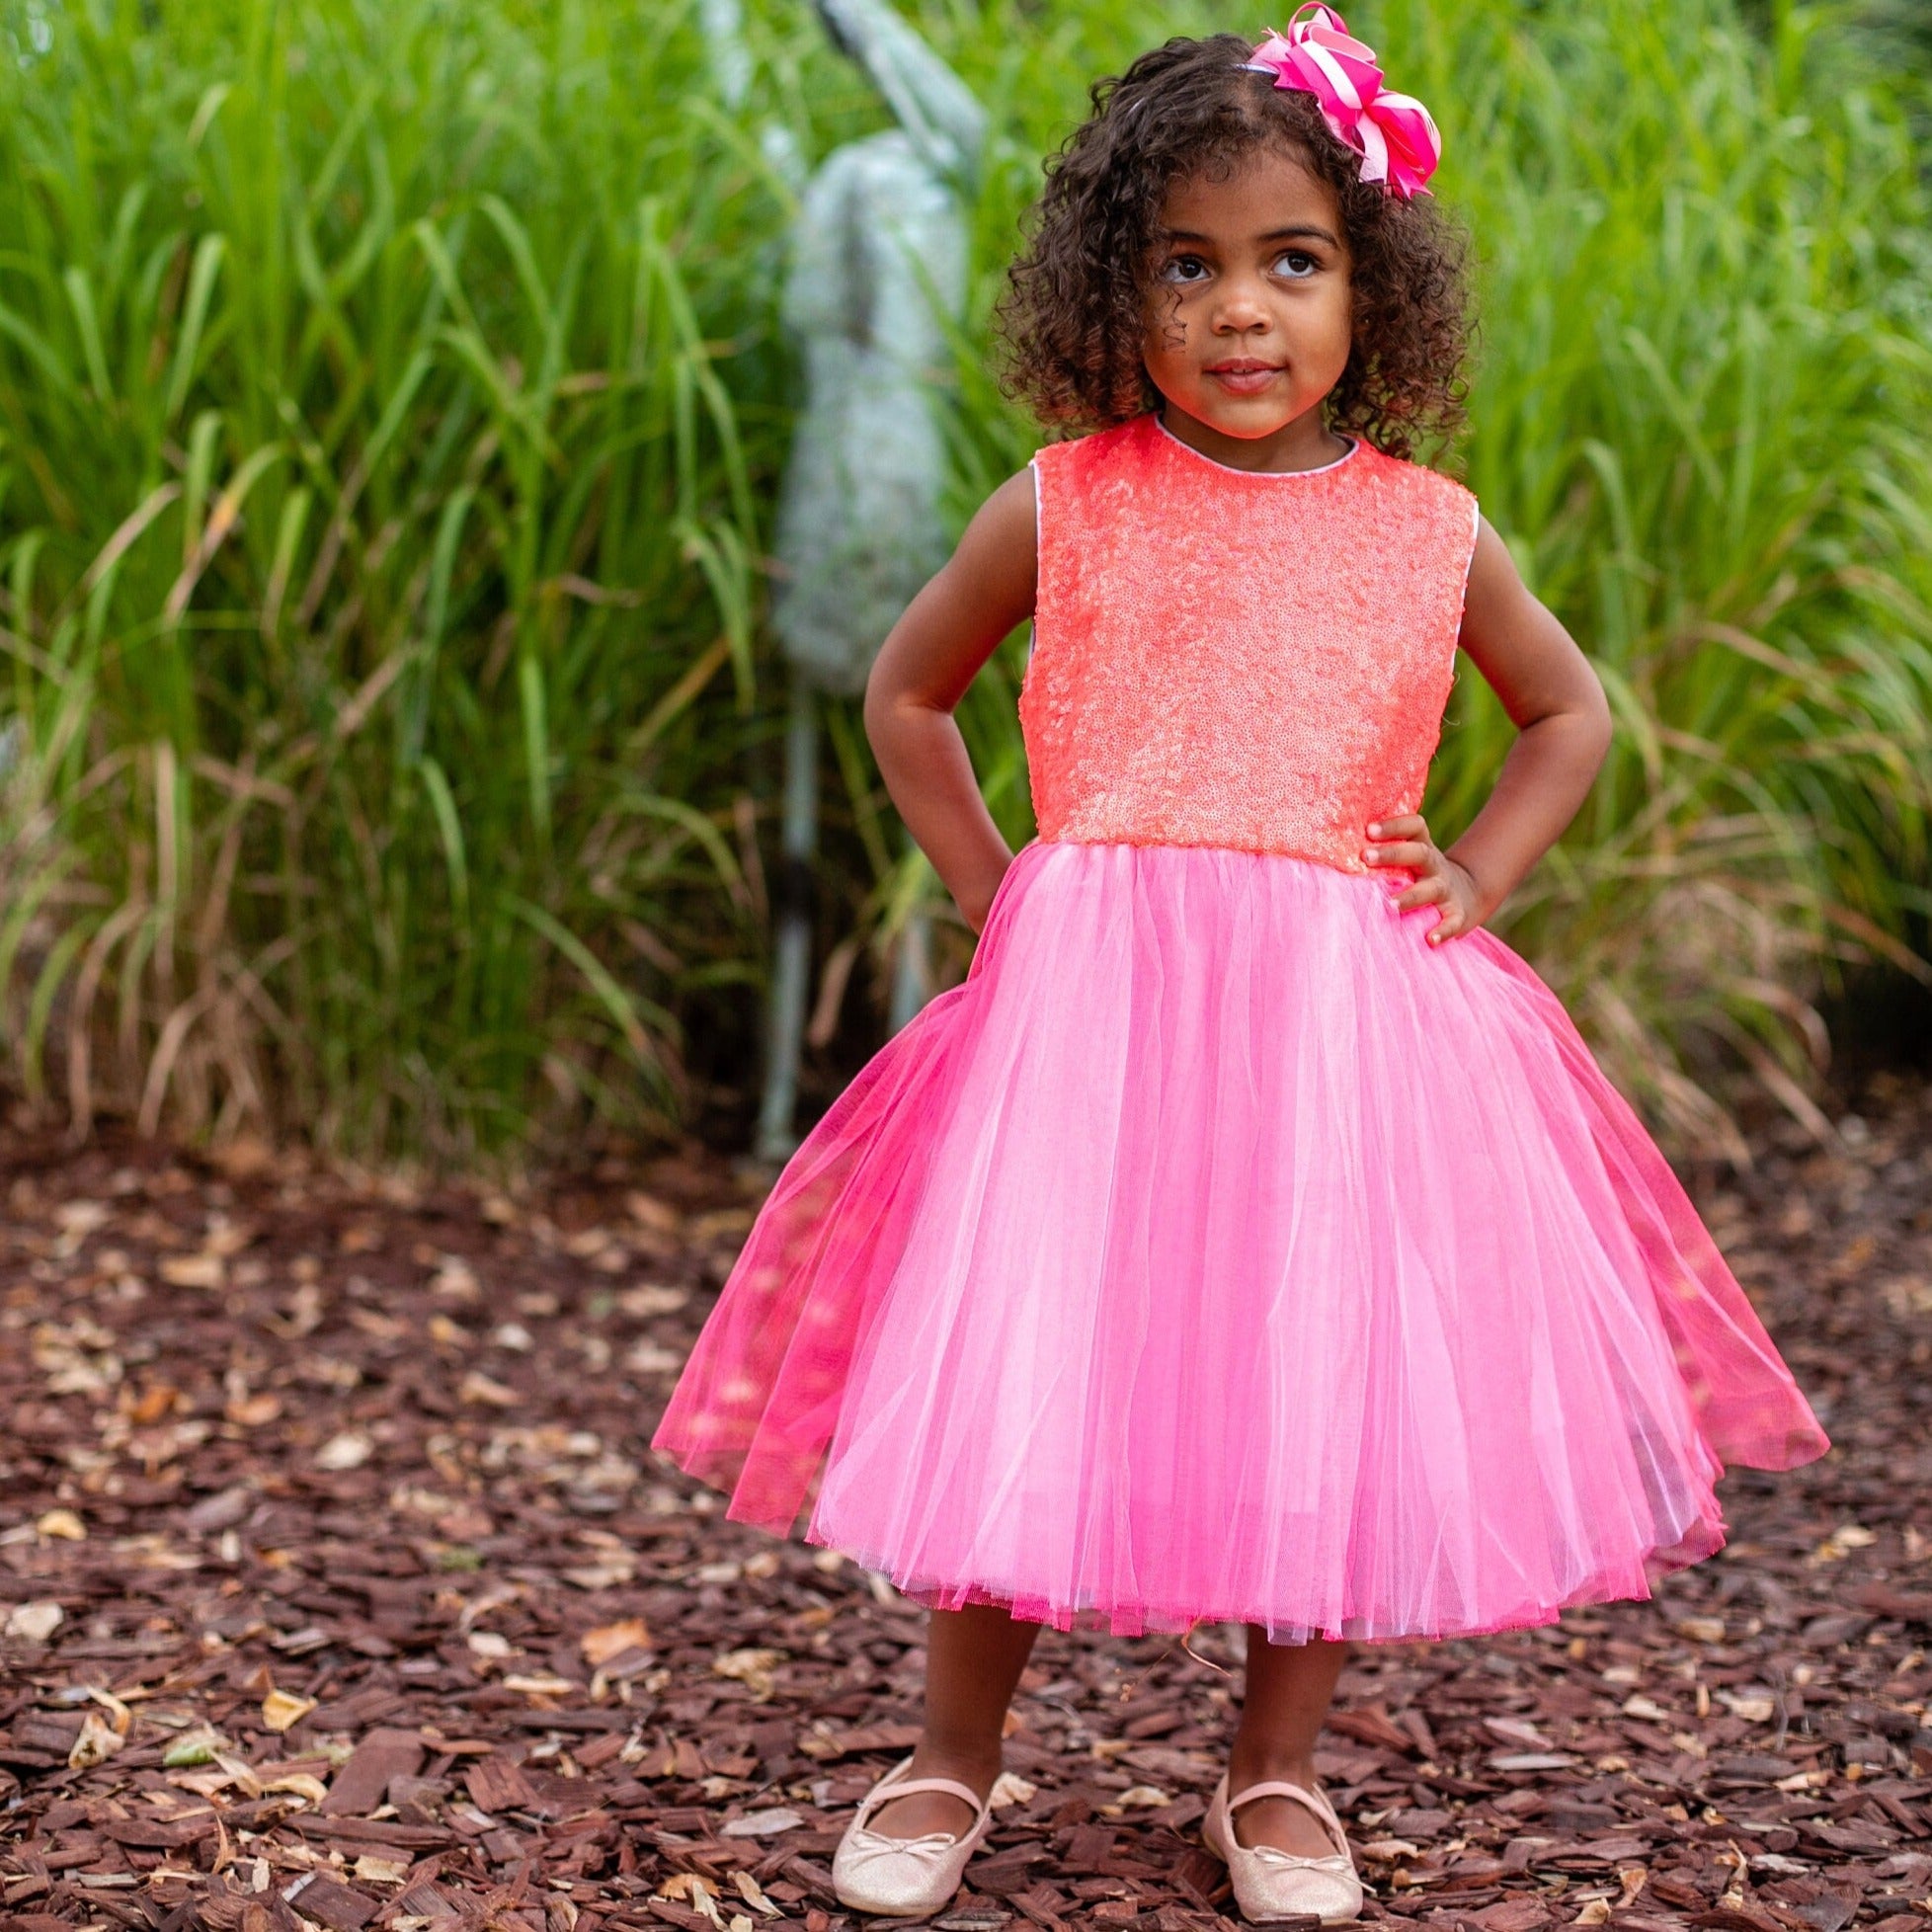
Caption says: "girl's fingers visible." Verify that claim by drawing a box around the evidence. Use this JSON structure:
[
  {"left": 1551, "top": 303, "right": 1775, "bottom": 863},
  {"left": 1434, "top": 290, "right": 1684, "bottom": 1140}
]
[
  {"left": 1394, "top": 875, "right": 1447, "bottom": 911},
  {"left": 1366, "top": 814, "right": 1429, "bottom": 841},
  {"left": 1364, "top": 840, "right": 1435, "bottom": 869},
  {"left": 1428, "top": 892, "right": 1486, "bottom": 944}
]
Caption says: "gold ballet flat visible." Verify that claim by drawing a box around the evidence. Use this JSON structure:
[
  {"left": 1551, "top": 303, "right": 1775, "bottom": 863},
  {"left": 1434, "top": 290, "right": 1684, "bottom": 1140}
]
[
  {"left": 832, "top": 1752, "right": 997, "bottom": 1917},
  {"left": 1201, "top": 1770, "right": 1364, "bottom": 1925}
]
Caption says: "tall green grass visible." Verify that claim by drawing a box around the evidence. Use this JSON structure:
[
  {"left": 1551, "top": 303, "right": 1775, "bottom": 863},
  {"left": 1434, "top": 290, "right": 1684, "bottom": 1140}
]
[
  {"left": 0, "top": 0, "right": 1926, "bottom": 1160},
  {"left": 1419, "top": 0, "right": 1932, "bottom": 1153},
  {"left": 0, "top": 0, "right": 781, "bottom": 1154}
]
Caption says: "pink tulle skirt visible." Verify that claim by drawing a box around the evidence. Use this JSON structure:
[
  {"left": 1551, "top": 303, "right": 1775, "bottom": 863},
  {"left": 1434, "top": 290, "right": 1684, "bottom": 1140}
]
[{"left": 651, "top": 840, "right": 1827, "bottom": 1643}]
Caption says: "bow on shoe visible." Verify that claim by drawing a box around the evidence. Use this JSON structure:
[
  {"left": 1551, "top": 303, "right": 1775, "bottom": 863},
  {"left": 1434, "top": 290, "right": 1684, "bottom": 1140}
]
[
  {"left": 843, "top": 1825, "right": 967, "bottom": 1860},
  {"left": 1243, "top": 4, "right": 1442, "bottom": 199}
]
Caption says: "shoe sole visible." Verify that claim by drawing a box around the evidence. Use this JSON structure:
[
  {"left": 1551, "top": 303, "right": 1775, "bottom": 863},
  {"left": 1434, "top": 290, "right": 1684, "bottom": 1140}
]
[{"left": 833, "top": 1892, "right": 961, "bottom": 1918}]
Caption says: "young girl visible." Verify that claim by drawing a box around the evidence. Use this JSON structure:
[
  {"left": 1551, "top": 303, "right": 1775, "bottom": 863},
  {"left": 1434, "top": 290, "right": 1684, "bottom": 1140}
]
[{"left": 654, "top": 11, "right": 1828, "bottom": 1922}]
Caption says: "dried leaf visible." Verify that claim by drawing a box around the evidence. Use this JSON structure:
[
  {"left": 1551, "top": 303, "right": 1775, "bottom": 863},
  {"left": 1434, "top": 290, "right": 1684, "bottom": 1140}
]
[
  {"left": 433, "top": 1255, "right": 482, "bottom": 1300},
  {"left": 85, "top": 1685, "right": 132, "bottom": 1733},
  {"left": 160, "top": 1252, "right": 226, "bottom": 1289},
  {"left": 313, "top": 1430, "right": 373, "bottom": 1471},
  {"left": 162, "top": 1727, "right": 224, "bottom": 1768},
  {"left": 581, "top": 1616, "right": 653, "bottom": 1667},
  {"left": 563, "top": 1558, "right": 636, "bottom": 1589},
  {"left": 68, "top": 1710, "right": 125, "bottom": 1768},
  {"left": 261, "top": 1770, "right": 330, "bottom": 1803},
  {"left": 1621, "top": 1695, "right": 1674, "bottom": 1723},
  {"left": 712, "top": 1647, "right": 785, "bottom": 1700},
  {"left": 660, "top": 1875, "right": 721, "bottom": 1904},
  {"left": 1676, "top": 1616, "right": 1728, "bottom": 1644},
  {"left": 720, "top": 1807, "right": 805, "bottom": 1838},
  {"left": 4, "top": 1599, "right": 63, "bottom": 1641},
  {"left": 459, "top": 1370, "right": 521, "bottom": 1407},
  {"left": 262, "top": 1688, "right": 316, "bottom": 1732},
  {"left": 733, "top": 1870, "right": 783, "bottom": 1917}
]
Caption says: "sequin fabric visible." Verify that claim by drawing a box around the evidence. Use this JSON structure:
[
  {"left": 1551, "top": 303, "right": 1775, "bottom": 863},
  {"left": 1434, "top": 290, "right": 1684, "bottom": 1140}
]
[{"left": 1019, "top": 412, "right": 1480, "bottom": 873}]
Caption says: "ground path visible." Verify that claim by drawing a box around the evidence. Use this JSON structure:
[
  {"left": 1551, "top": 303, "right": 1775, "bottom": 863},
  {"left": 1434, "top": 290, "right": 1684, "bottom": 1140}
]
[{"left": 2, "top": 1077, "right": 1930, "bottom": 1932}]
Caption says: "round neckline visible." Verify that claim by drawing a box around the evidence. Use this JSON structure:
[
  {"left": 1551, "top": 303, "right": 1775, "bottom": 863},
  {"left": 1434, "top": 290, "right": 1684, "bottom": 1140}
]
[{"left": 1151, "top": 413, "right": 1360, "bottom": 478}]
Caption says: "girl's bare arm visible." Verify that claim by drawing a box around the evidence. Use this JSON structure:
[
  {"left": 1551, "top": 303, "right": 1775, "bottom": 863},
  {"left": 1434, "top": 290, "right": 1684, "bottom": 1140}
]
[
  {"left": 862, "top": 468, "right": 1039, "bottom": 932},
  {"left": 1442, "top": 518, "right": 1613, "bottom": 918},
  {"left": 1370, "top": 517, "right": 1613, "bottom": 932}
]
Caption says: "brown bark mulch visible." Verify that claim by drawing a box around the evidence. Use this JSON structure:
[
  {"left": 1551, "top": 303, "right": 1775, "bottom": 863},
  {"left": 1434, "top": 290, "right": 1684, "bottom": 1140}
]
[{"left": 2, "top": 1073, "right": 1930, "bottom": 1932}]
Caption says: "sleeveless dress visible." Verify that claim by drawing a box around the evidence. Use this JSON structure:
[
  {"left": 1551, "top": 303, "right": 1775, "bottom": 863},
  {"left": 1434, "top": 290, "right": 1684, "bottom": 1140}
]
[{"left": 651, "top": 412, "right": 1828, "bottom": 1645}]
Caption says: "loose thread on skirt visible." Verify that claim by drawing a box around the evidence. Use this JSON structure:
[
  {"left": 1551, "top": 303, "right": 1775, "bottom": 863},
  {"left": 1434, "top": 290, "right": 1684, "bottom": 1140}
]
[{"left": 1180, "top": 1616, "right": 1233, "bottom": 1675}]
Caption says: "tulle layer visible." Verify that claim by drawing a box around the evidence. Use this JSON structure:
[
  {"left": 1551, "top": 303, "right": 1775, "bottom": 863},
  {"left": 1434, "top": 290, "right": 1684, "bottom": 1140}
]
[{"left": 651, "top": 840, "right": 1828, "bottom": 1643}]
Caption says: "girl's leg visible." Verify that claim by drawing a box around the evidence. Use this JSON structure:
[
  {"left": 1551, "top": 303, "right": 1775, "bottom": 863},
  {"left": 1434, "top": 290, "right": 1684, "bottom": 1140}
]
[
  {"left": 867, "top": 1602, "right": 1042, "bottom": 1837},
  {"left": 1227, "top": 1629, "right": 1351, "bottom": 1858}
]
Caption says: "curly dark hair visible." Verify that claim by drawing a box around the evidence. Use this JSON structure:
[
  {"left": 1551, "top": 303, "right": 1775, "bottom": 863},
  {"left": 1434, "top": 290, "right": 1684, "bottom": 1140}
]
[{"left": 994, "top": 34, "right": 1472, "bottom": 459}]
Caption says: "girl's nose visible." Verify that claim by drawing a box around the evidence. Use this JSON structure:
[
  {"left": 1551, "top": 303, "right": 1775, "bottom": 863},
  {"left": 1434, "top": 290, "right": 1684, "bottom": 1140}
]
[{"left": 1212, "top": 277, "right": 1273, "bottom": 333}]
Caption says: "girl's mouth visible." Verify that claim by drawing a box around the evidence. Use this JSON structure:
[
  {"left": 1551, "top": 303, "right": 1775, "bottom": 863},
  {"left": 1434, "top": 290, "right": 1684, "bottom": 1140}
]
[{"left": 1205, "top": 362, "right": 1285, "bottom": 394}]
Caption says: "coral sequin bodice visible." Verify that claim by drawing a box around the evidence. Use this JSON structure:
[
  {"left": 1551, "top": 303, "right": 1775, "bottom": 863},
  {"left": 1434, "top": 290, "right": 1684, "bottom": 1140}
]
[{"left": 1018, "top": 413, "right": 1480, "bottom": 875}]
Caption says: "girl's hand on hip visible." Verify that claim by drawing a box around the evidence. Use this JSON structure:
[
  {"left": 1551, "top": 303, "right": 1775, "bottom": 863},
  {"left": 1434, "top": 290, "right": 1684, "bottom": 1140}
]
[{"left": 1362, "top": 814, "right": 1487, "bottom": 945}]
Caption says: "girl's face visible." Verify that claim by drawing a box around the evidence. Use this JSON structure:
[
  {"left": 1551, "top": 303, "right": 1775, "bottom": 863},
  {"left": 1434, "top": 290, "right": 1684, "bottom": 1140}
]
[{"left": 1143, "top": 147, "right": 1354, "bottom": 463}]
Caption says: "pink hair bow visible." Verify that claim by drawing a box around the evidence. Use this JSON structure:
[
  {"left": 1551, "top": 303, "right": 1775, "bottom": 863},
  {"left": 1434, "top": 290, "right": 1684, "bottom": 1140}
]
[{"left": 1243, "top": 5, "right": 1441, "bottom": 199}]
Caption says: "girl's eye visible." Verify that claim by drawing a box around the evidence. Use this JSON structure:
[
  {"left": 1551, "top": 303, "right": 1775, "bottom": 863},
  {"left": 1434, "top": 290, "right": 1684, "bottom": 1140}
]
[
  {"left": 1161, "top": 255, "right": 1210, "bottom": 284},
  {"left": 1274, "top": 250, "right": 1318, "bottom": 279}
]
